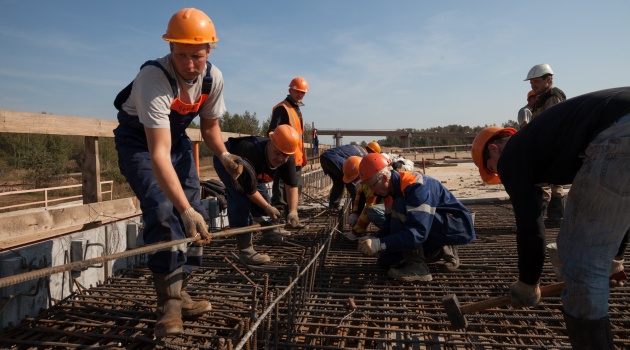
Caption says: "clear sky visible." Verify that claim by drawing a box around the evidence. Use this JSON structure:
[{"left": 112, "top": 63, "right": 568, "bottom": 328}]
[{"left": 1, "top": 1, "right": 629, "bottom": 145}]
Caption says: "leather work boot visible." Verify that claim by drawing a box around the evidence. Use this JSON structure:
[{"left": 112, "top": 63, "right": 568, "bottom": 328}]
[
  {"left": 271, "top": 226, "right": 292, "bottom": 237},
  {"left": 438, "top": 245, "right": 460, "bottom": 272},
  {"left": 564, "top": 313, "right": 614, "bottom": 349},
  {"left": 546, "top": 196, "right": 565, "bottom": 221},
  {"left": 236, "top": 232, "right": 271, "bottom": 265},
  {"left": 388, "top": 248, "right": 433, "bottom": 282},
  {"left": 181, "top": 273, "right": 212, "bottom": 318},
  {"left": 261, "top": 231, "right": 284, "bottom": 244},
  {"left": 153, "top": 268, "right": 184, "bottom": 337}
]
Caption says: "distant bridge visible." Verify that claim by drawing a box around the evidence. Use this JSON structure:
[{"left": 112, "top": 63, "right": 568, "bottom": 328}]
[{"left": 315, "top": 129, "right": 475, "bottom": 147}]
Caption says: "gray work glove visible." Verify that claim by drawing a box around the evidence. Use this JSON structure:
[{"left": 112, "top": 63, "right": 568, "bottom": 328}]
[
  {"left": 180, "top": 207, "right": 211, "bottom": 246},
  {"left": 510, "top": 280, "right": 541, "bottom": 308},
  {"left": 610, "top": 259, "right": 627, "bottom": 288},
  {"left": 264, "top": 204, "right": 281, "bottom": 222},
  {"left": 219, "top": 152, "right": 243, "bottom": 180},
  {"left": 358, "top": 238, "right": 386, "bottom": 256},
  {"left": 287, "top": 210, "right": 300, "bottom": 228}
]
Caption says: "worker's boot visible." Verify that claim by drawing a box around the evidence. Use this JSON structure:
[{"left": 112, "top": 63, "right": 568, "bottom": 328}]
[
  {"left": 236, "top": 233, "right": 271, "bottom": 265},
  {"left": 260, "top": 230, "right": 285, "bottom": 245},
  {"left": 388, "top": 248, "right": 432, "bottom": 282},
  {"left": 546, "top": 196, "right": 565, "bottom": 221},
  {"left": 153, "top": 268, "right": 184, "bottom": 337},
  {"left": 181, "top": 273, "right": 212, "bottom": 318},
  {"left": 439, "top": 245, "right": 460, "bottom": 272},
  {"left": 563, "top": 313, "right": 614, "bottom": 350},
  {"left": 271, "top": 226, "right": 292, "bottom": 237}
]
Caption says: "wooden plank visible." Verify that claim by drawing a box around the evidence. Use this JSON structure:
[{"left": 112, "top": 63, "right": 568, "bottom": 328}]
[{"left": 82, "top": 136, "right": 101, "bottom": 204}]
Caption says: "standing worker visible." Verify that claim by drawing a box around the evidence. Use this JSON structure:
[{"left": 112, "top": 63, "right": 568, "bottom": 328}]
[
  {"left": 472, "top": 87, "right": 630, "bottom": 348},
  {"left": 319, "top": 144, "right": 367, "bottom": 210},
  {"left": 267, "top": 77, "right": 309, "bottom": 219},
  {"left": 357, "top": 153, "right": 476, "bottom": 282},
  {"left": 213, "top": 124, "right": 302, "bottom": 258},
  {"left": 113, "top": 8, "right": 242, "bottom": 337},
  {"left": 524, "top": 63, "right": 566, "bottom": 220},
  {"left": 517, "top": 90, "right": 537, "bottom": 129}
]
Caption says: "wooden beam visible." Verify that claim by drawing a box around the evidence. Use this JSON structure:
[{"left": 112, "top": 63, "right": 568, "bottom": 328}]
[{"left": 82, "top": 136, "right": 101, "bottom": 204}]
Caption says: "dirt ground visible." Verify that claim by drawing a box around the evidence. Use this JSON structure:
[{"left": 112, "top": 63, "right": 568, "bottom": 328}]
[{"left": 422, "top": 161, "right": 508, "bottom": 200}]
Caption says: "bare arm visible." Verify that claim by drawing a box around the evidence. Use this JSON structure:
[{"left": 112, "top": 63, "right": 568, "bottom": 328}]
[
  {"left": 145, "top": 127, "right": 191, "bottom": 213},
  {"left": 200, "top": 118, "right": 228, "bottom": 155}
]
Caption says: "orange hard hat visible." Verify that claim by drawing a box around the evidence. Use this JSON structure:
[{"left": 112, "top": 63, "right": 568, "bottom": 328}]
[
  {"left": 269, "top": 124, "right": 300, "bottom": 155},
  {"left": 471, "top": 126, "right": 516, "bottom": 184},
  {"left": 289, "top": 77, "right": 309, "bottom": 93},
  {"left": 366, "top": 141, "right": 381, "bottom": 154},
  {"left": 163, "top": 8, "right": 219, "bottom": 44},
  {"left": 359, "top": 153, "right": 390, "bottom": 182},
  {"left": 342, "top": 156, "right": 363, "bottom": 183},
  {"left": 527, "top": 90, "right": 536, "bottom": 99}
]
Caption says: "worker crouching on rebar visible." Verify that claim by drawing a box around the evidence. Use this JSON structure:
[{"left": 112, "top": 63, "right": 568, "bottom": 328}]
[
  {"left": 471, "top": 87, "right": 630, "bottom": 349},
  {"left": 213, "top": 125, "right": 302, "bottom": 264},
  {"left": 356, "top": 153, "right": 476, "bottom": 283}
]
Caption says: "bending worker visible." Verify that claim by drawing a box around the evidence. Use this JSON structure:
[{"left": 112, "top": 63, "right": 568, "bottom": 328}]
[
  {"left": 319, "top": 144, "right": 368, "bottom": 210},
  {"left": 357, "top": 153, "right": 476, "bottom": 282},
  {"left": 342, "top": 156, "right": 385, "bottom": 239},
  {"left": 213, "top": 124, "right": 302, "bottom": 261},
  {"left": 472, "top": 87, "right": 630, "bottom": 348},
  {"left": 113, "top": 8, "right": 242, "bottom": 337}
]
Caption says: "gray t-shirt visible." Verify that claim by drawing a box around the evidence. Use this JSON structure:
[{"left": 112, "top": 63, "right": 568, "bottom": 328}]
[
  {"left": 121, "top": 55, "right": 226, "bottom": 128},
  {"left": 517, "top": 105, "right": 532, "bottom": 129}
]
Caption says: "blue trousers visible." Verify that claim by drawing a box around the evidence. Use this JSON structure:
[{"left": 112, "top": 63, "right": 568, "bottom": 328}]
[
  {"left": 116, "top": 134, "right": 207, "bottom": 274},
  {"left": 558, "top": 114, "right": 630, "bottom": 319},
  {"left": 213, "top": 156, "right": 270, "bottom": 227}
]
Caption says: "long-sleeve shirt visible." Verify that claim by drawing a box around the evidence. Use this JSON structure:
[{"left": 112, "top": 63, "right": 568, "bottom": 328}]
[{"left": 498, "top": 87, "right": 630, "bottom": 284}]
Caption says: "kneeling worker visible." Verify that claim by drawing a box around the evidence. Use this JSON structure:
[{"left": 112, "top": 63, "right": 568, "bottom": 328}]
[
  {"left": 213, "top": 124, "right": 302, "bottom": 264},
  {"left": 357, "top": 153, "right": 476, "bottom": 282}
]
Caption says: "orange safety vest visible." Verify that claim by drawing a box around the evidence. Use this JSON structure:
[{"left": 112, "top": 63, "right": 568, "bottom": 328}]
[{"left": 273, "top": 100, "right": 306, "bottom": 166}]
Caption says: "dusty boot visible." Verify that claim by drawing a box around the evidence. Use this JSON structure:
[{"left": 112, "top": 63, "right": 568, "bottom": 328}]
[
  {"left": 271, "top": 226, "right": 292, "bottom": 237},
  {"left": 236, "top": 233, "right": 271, "bottom": 265},
  {"left": 546, "top": 196, "right": 565, "bottom": 221},
  {"left": 388, "top": 248, "right": 433, "bottom": 282},
  {"left": 261, "top": 231, "right": 285, "bottom": 244},
  {"left": 181, "top": 273, "right": 212, "bottom": 318},
  {"left": 153, "top": 268, "right": 184, "bottom": 337},
  {"left": 438, "top": 245, "right": 460, "bottom": 272}
]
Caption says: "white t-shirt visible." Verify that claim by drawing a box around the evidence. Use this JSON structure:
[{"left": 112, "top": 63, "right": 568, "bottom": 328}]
[{"left": 122, "top": 55, "right": 226, "bottom": 128}]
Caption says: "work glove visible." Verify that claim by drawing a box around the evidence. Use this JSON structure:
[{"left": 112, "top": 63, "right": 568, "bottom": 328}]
[
  {"left": 347, "top": 213, "right": 359, "bottom": 227},
  {"left": 287, "top": 210, "right": 300, "bottom": 228},
  {"left": 264, "top": 204, "right": 281, "bottom": 222},
  {"left": 219, "top": 152, "right": 243, "bottom": 180},
  {"left": 510, "top": 280, "right": 541, "bottom": 308},
  {"left": 610, "top": 259, "right": 627, "bottom": 288},
  {"left": 180, "top": 207, "right": 211, "bottom": 246},
  {"left": 358, "top": 238, "right": 386, "bottom": 257}
]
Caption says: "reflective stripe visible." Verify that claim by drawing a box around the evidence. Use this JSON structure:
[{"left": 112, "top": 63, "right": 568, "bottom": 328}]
[{"left": 407, "top": 203, "right": 435, "bottom": 215}]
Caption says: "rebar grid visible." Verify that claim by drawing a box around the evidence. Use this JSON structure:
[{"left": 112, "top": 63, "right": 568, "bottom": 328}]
[{"left": 0, "top": 200, "right": 629, "bottom": 349}]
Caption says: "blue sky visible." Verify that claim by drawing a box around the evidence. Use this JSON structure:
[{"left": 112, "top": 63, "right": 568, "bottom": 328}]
[{"left": 1, "top": 1, "right": 629, "bottom": 145}]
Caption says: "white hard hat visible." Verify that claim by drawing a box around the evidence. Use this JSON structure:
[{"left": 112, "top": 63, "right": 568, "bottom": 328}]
[{"left": 524, "top": 63, "right": 554, "bottom": 81}]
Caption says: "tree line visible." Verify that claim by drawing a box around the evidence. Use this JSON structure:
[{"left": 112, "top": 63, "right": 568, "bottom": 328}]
[{"left": 0, "top": 110, "right": 515, "bottom": 189}]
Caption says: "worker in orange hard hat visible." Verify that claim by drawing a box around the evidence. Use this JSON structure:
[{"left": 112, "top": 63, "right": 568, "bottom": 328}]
[
  {"left": 213, "top": 123, "right": 302, "bottom": 257},
  {"left": 113, "top": 8, "right": 243, "bottom": 338},
  {"left": 366, "top": 141, "right": 381, "bottom": 154},
  {"left": 319, "top": 144, "right": 367, "bottom": 211},
  {"left": 267, "top": 77, "right": 309, "bottom": 222},
  {"left": 357, "top": 153, "right": 475, "bottom": 283},
  {"left": 340, "top": 156, "right": 385, "bottom": 241},
  {"left": 517, "top": 90, "right": 538, "bottom": 129},
  {"left": 471, "top": 87, "right": 630, "bottom": 348}
]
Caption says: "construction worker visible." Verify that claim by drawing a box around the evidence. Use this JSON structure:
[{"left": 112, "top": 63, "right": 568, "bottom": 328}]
[
  {"left": 471, "top": 87, "right": 630, "bottom": 349},
  {"left": 517, "top": 90, "right": 537, "bottom": 129},
  {"left": 267, "top": 77, "right": 309, "bottom": 218},
  {"left": 366, "top": 141, "right": 381, "bottom": 154},
  {"left": 112, "top": 8, "right": 242, "bottom": 337},
  {"left": 342, "top": 156, "right": 384, "bottom": 240},
  {"left": 524, "top": 63, "right": 567, "bottom": 220},
  {"left": 357, "top": 153, "right": 476, "bottom": 282},
  {"left": 213, "top": 124, "right": 302, "bottom": 260},
  {"left": 319, "top": 144, "right": 367, "bottom": 210}
]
